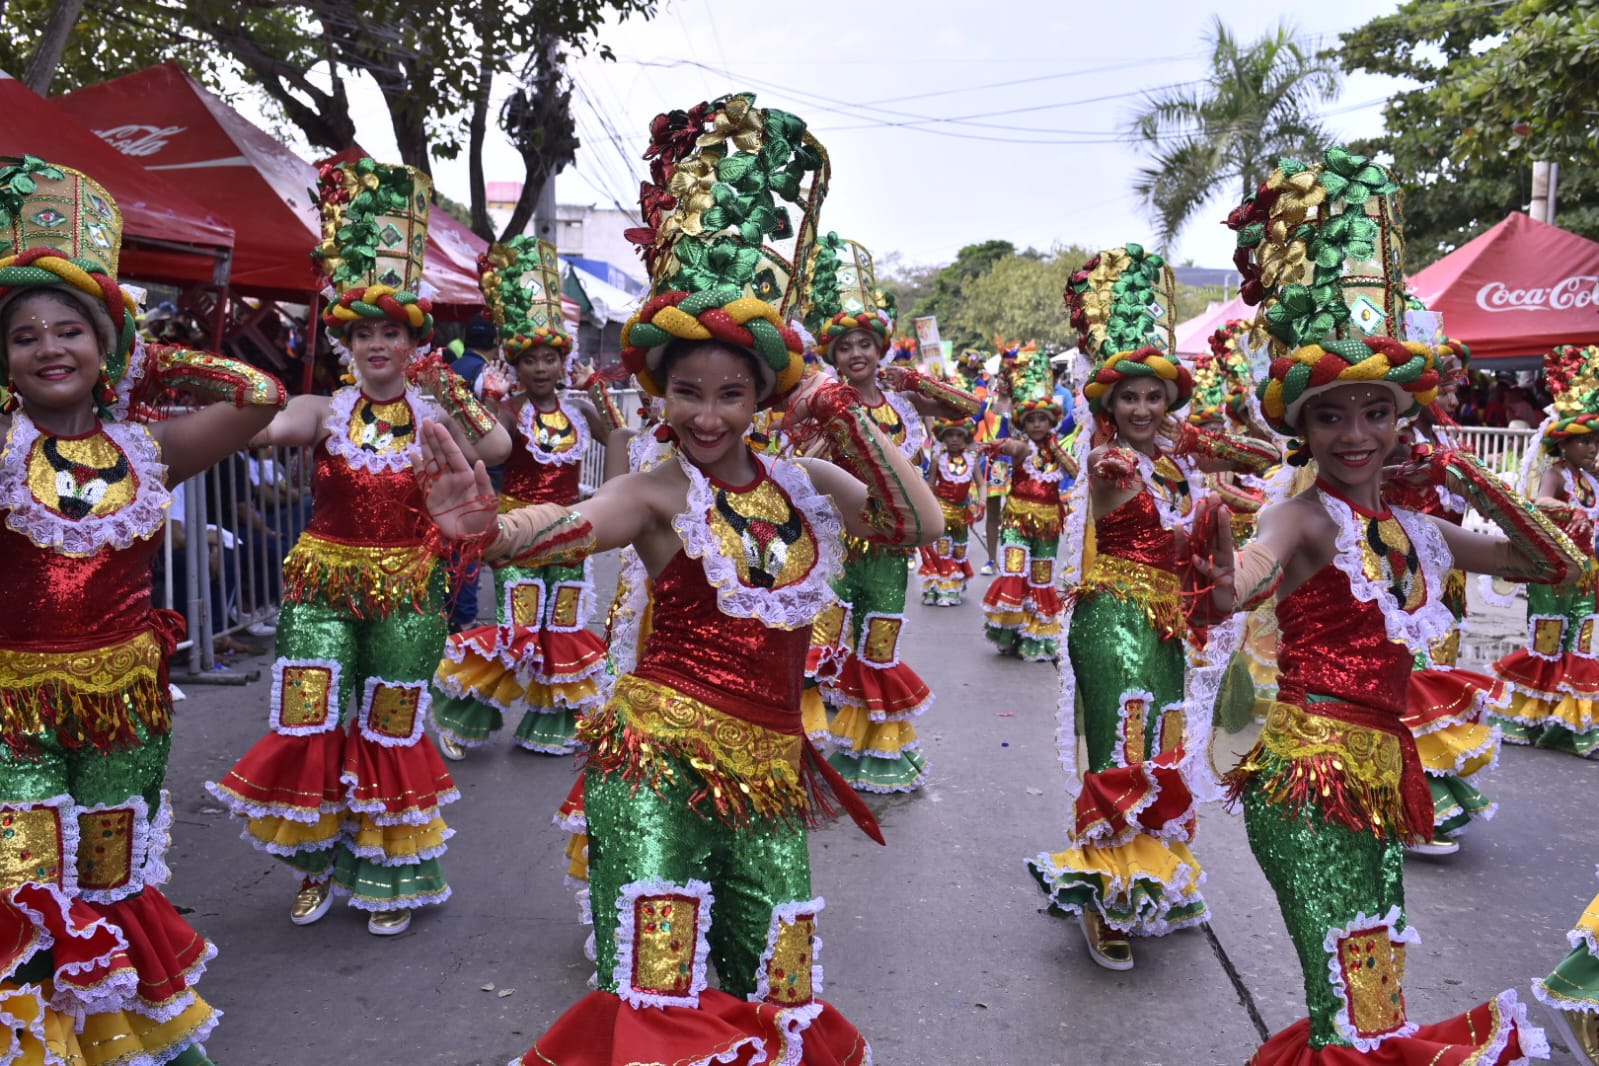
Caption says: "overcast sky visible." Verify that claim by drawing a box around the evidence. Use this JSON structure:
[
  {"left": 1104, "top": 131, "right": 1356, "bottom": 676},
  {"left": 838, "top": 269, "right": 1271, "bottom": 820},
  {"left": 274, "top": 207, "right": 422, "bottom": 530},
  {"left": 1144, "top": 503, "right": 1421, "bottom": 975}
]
[{"left": 339, "top": 0, "right": 1412, "bottom": 277}]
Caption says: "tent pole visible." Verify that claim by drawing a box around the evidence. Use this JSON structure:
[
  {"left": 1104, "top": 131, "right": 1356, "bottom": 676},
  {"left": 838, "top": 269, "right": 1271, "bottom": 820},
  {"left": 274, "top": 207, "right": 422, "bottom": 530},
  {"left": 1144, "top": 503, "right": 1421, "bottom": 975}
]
[{"left": 303, "top": 292, "right": 322, "bottom": 395}]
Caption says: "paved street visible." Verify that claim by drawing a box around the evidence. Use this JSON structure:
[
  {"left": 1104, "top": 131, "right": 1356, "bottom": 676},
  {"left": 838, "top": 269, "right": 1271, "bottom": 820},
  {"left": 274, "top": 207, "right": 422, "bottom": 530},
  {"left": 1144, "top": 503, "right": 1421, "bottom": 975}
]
[{"left": 162, "top": 555, "right": 1596, "bottom": 1065}]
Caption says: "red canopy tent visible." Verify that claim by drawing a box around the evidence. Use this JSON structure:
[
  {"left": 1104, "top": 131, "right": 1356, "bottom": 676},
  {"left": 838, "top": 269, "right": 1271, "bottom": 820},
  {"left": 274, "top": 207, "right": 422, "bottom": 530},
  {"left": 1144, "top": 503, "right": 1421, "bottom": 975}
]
[
  {"left": 55, "top": 62, "right": 484, "bottom": 311},
  {"left": 0, "top": 70, "right": 233, "bottom": 288},
  {"left": 1409, "top": 213, "right": 1599, "bottom": 365}
]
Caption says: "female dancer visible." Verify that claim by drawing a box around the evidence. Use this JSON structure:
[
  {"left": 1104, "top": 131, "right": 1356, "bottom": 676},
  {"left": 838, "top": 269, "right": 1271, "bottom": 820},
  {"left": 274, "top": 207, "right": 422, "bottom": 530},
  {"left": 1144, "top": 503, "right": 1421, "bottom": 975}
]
[
  {"left": 981, "top": 349, "right": 1074, "bottom": 661},
  {"left": 0, "top": 160, "right": 285, "bottom": 1064},
  {"left": 431, "top": 237, "right": 616, "bottom": 760},
  {"left": 1028, "top": 245, "right": 1277, "bottom": 972},
  {"left": 919, "top": 419, "right": 979, "bottom": 607},
  {"left": 417, "top": 89, "right": 944, "bottom": 1066},
  {"left": 801, "top": 234, "right": 980, "bottom": 793},
  {"left": 1216, "top": 147, "right": 1566, "bottom": 1063},
  {"left": 1491, "top": 343, "right": 1599, "bottom": 758},
  {"left": 208, "top": 159, "right": 510, "bottom": 937}
]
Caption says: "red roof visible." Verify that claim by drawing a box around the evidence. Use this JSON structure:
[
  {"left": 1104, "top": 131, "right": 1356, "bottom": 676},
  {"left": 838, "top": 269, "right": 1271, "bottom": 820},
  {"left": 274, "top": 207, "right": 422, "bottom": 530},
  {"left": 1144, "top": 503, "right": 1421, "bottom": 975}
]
[
  {"left": 0, "top": 70, "right": 233, "bottom": 285},
  {"left": 56, "top": 62, "right": 483, "bottom": 310},
  {"left": 1409, "top": 213, "right": 1599, "bottom": 362}
]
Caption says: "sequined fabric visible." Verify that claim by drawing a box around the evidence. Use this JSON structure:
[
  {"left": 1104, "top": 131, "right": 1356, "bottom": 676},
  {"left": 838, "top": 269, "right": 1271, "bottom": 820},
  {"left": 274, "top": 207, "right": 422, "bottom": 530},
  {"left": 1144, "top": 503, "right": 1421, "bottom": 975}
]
[
  {"left": 1275, "top": 564, "right": 1413, "bottom": 714},
  {"left": 502, "top": 416, "right": 583, "bottom": 505},
  {"left": 1093, "top": 490, "right": 1177, "bottom": 571},
  {"left": 303, "top": 436, "right": 430, "bottom": 546}
]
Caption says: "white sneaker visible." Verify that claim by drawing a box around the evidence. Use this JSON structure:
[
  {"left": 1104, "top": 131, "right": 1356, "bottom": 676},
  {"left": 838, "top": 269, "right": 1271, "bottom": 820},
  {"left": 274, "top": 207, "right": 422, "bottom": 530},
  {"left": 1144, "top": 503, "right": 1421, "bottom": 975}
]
[
  {"left": 1406, "top": 836, "right": 1460, "bottom": 857},
  {"left": 246, "top": 620, "right": 277, "bottom": 637}
]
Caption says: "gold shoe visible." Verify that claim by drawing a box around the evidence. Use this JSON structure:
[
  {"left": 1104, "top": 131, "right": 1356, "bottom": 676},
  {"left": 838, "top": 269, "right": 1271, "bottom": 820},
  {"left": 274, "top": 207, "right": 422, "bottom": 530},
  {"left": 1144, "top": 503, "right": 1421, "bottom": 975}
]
[
  {"left": 290, "top": 880, "right": 332, "bottom": 926},
  {"left": 436, "top": 732, "right": 466, "bottom": 761},
  {"left": 1078, "top": 911, "right": 1134, "bottom": 971},
  {"left": 1574, "top": 1010, "right": 1599, "bottom": 1065},
  {"left": 368, "top": 909, "right": 412, "bottom": 936}
]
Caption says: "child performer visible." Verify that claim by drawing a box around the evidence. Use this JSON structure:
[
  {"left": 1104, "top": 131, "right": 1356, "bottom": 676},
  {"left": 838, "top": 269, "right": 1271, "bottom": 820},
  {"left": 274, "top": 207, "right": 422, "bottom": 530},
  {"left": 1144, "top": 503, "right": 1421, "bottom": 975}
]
[
  {"left": 431, "top": 237, "right": 619, "bottom": 759},
  {"left": 207, "top": 159, "right": 510, "bottom": 937},
  {"left": 1215, "top": 146, "right": 1567, "bottom": 1064},
  {"left": 920, "top": 419, "right": 979, "bottom": 606},
  {"left": 0, "top": 159, "right": 286, "bottom": 1065},
  {"left": 415, "top": 90, "right": 943, "bottom": 1066}
]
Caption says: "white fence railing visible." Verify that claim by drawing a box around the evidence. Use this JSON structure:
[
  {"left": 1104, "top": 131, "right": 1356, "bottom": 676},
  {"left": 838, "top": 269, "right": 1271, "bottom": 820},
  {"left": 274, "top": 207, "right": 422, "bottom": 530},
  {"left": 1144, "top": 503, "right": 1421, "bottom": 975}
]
[{"left": 1450, "top": 425, "right": 1536, "bottom": 480}]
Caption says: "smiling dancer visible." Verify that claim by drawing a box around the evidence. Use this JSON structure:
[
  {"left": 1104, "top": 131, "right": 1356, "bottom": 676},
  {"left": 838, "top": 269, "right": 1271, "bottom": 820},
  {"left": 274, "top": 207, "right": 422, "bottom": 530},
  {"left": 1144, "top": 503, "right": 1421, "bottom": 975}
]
[
  {"left": 1216, "top": 146, "right": 1563, "bottom": 1064},
  {"left": 0, "top": 159, "right": 286, "bottom": 1065},
  {"left": 800, "top": 233, "right": 981, "bottom": 793},
  {"left": 208, "top": 158, "right": 510, "bottom": 937},
  {"left": 430, "top": 237, "right": 616, "bottom": 760},
  {"left": 414, "top": 90, "right": 944, "bottom": 1066},
  {"left": 1027, "top": 244, "right": 1278, "bottom": 972}
]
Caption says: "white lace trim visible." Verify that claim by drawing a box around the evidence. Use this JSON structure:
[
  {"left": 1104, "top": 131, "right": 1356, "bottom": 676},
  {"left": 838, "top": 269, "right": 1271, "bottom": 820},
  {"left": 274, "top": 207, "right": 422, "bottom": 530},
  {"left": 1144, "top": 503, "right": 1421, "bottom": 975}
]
[
  {"left": 321, "top": 386, "right": 434, "bottom": 474},
  {"left": 144, "top": 791, "right": 175, "bottom": 889},
  {"left": 1561, "top": 466, "right": 1599, "bottom": 524},
  {"left": 612, "top": 878, "right": 713, "bottom": 1010},
  {"left": 1318, "top": 490, "right": 1455, "bottom": 654},
  {"left": 882, "top": 389, "right": 926, "bottom": 460},
  {"left": 1322, "top": 906, "right": 1421, "bottom": 1052},
  {"left": 267, "top": 657, "right": 344, "bottom": 736},
  {"left": 1, "top": 414, "right": 169, "bottom": 556},
  {"left": 1477, "top": 573, "right": 1522, "bottom": 609},
  {"left": 73, "top": 795, "right": 153, "bottom": 905},
  {"left": 750, "top": 896, "right": 825, "bottom": 1006},
  {"left": 1052, "top": 398, "right": 1096, "bottom": 793},
  {"left": 1021, "top": 444, "right": 1065, "bottom": 485},
  {"left": 672, "top": 453, "right": 844, "bottom": 629},
  {"left": 515, "top": 397, "right": 589, "bottom": 466},
  {"left": 936, "top": 448, "right": 974, "bottom": 485},
  {"left": 1130, "top": 446, "right": 1200, "bottom": 533}
]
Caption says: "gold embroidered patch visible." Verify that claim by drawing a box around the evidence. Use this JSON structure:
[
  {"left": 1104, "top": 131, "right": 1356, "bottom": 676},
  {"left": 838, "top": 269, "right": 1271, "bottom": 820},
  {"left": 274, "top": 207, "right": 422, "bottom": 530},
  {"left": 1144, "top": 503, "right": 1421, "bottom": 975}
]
[
  {"left": 1428, "top": 629, "right": 1460, "bottom": 668},
  {"left": 1578, "top": 618, "right": 1597, "bottom": 657},
  {"left": 509, "top": 583, "right": 543, "bottom": 627},
  {"left": 550, "top": 586, "right": 581, "bottom": 629},
  {"left": 369, "top": 685, "right": 421, "bottom": 740},
  {"left": 0, "top": 807, "right": 65, "bottom": 891},
  {"left": 1158, "top": 708, "right": 1184, "bottom": 756},
  {"left": 1121, "top": 697, "right": 1148, "bottom": 765},
  {"left": 811, "top": 602, "right": 845, "bottom": 647},
  {"left": 1533, "top": 617, "right": 1567, "bottom": 657},
  {"left": 761, "top": 913, "right": 817, "bottom": 1006},
  {"left": 77, "top": 807, "right": 135, "bottom": 892},
  {"left": 631, "top": 894, "right": 698, "bottom": 997},
  {"left": 1336, "top": 928, "right": 1407, "bottom": 1039},
  {"left": 1002, "top": 544, "right": 1027, "bottom": 576},
  {"left": 863, "top": 616, "right": 903, "bottom": 665},
  {"left": 707, "top": 479, "right": 818, "bottom": 591},
  {"left": 280, "top": 665, "right": 334, "bottom": 729},
  {"left": 26, "top": 429, "right": 138, "bottom": 518},
  {"left": 1029, "top": 557, "right": 1054, "bottom": 586}
]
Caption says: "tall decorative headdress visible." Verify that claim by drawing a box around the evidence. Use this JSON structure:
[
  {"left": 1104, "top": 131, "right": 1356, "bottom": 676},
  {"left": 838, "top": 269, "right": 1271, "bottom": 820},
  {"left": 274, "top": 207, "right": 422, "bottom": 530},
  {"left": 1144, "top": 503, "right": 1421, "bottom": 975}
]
[
  {"left": 1065, "top": 243, "right": 1187, "bottom": 415},
  {"left": 620, "top": 91, "right": 829, "bottom": 403},
  {"left": 1540, "top": 345, "right": 1599, "bottom": 456},
  {"left": 479, "top": 236, "right": 571, "bottom": 357},
  {"left": 313, "top": 157, "right": 435, "bottom": 343},
  {"left": 1008, "top": 342, "right": 1061, "bottom": 422},
  {"left": 1188, "top": 320, "right": 1253, "bottom": 426},
  {"left": 802, "top": 233, "right": 894, "bottom": 358},
  {"left": 1227, "top": 147, "right": 1437, "bottom": 436},
  {"left": 0, "top": 157, "right": 138, "bottom": 391}
]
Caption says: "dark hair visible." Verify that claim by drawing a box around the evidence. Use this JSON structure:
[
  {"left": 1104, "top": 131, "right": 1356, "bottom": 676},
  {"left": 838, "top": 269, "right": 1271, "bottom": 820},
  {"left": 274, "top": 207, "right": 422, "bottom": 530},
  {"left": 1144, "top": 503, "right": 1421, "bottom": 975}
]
[
  {"left": 657, "top": 337, "right": 766, "bottom": 391},
  {"left": 464, "top": 320, "right": 498, "bottom": 350}
]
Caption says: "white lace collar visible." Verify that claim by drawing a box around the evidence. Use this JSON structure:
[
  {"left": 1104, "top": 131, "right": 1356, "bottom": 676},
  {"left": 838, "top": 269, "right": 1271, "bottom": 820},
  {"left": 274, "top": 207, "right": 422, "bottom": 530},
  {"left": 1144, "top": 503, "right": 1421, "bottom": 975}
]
[
  {"left": 865, "top": 387, "right": 926, "bottom": 460},
  {"left": 1, "top": 412, "right": 170, "bottom": 556},
  {"left": 516, "top": 396, "right": 590, "bottom": 466},
  {"left": 671, "top": 452, "right": 844, "bottom": 629},
  {"left": 1128, "top": 446, "right": 1198, "bottom": 531},
  {"left": 937, "top": 448, "right": 974, "bottom": 484},
  {"left": 322, "top": 386, "right": 433, "bottom": 474},
  {"left": 1561, "top": 465, "right": 1599, "bottom": 521},
  {"left": 1021, "top": 442, "right": 1065, "bottom": 485},
  {"left": 1316, "top": 487, "right": 1455, "bottom": 653}
]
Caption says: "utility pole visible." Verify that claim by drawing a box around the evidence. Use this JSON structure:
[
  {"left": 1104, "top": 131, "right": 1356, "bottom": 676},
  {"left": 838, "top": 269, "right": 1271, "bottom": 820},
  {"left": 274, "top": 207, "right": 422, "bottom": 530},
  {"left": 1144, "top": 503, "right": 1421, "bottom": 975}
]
[{"left": 531, "top": 33, "right": 561, "bottom": 247}]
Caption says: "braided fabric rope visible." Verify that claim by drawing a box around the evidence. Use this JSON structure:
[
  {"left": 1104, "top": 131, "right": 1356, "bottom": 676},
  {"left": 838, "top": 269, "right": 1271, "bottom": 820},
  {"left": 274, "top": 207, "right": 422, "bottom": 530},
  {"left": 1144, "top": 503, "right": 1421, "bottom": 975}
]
[
  {"left": 1256, "top": 335, "right": 1439, "bottom": 436},
  {"left": 0, "top": 247, "right": 137, "bottom": 377},
  {"left": 621, "top": 287, "right": 802, "bottom": 399},
  {"left": 323, "top": 283, "right": 435, "bottom": 344},
  {"left": 815, "top": 309, "right": 891, "bottom": 356}
]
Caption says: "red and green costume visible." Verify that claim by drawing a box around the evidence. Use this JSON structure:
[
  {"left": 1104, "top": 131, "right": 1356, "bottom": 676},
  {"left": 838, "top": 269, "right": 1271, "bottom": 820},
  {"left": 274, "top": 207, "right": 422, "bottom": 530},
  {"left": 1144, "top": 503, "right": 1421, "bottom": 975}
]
[
  {"left": 919, "top": 448, "right": 977, "bottom": 606},
  {"left": 981, "top": 442, "right": 1067, "bottom": 661}
]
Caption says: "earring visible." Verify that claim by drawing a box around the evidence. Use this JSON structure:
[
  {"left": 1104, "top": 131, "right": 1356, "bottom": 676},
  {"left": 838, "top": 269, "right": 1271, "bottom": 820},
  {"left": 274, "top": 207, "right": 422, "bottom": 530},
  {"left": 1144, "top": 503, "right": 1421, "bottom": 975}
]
[
  {"left": 96, "top": 367, "right": 117, "bottom": 408},
  {"left": 1, "top": 389, "right": 16, "bottom": 414},
  {"left": 653, "top": 423, "right": 678, "bottom": 444}
]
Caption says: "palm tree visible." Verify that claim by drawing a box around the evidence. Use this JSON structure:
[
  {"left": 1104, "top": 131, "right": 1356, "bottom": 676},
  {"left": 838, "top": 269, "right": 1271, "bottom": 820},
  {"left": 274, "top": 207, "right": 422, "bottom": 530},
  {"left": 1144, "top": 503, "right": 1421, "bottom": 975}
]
[{"left": 1129, "top": 18, "right": 1340, "bottom": 252}]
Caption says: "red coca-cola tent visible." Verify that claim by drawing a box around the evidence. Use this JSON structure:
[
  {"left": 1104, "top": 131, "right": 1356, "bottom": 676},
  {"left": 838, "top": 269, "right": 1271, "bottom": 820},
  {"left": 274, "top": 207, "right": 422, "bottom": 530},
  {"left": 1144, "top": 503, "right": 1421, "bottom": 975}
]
[
  {"left": 0, "top": 70, "right": 233, "bottom": 287},
  {"left": 55, "top": 61, "right": 484, "bottom": 310},
  {"left": 1410, "top": 213, "right": 1599, "bottom": 365}
]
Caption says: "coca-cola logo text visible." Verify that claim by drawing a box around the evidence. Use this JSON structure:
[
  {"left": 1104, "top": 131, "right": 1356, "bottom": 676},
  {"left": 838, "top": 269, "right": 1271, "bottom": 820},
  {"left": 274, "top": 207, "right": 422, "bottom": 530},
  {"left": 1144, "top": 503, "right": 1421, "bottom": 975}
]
[
  {"left": 93, "top": 124, "right": 186, "bottom": 158},
  {"left": 1476, "top": 275, "right": 1599, "bottom": 313}
]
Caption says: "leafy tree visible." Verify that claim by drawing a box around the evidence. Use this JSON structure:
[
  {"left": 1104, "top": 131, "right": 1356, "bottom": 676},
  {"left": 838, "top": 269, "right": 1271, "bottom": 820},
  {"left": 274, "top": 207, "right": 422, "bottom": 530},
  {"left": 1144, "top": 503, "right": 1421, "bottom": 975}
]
[
  {"left": 947, "top": 247, "right": 1089, "bottom": 354},
  {"left": 7, "top": 0, "right": 657, "bottom": 241},
  {"left": 1128, "top": 17, "right": 1339, "bottom": 251},
  {"left": 908, "top": 239, "right": 1016, "bottom": 350},
  {"left": 1339, "top": 0, "right": 1599, "bottom": 268}
]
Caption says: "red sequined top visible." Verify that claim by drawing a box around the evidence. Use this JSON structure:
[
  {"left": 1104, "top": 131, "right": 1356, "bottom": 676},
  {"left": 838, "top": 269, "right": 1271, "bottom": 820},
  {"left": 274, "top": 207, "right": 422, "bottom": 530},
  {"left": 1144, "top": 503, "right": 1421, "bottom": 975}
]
[
  {"left": 1095, "top": 490, "right": 1176, "bottom": 572},
  {"left": 502, "top": 406, "right": 583, "bottom": 507},
  {"left": 1275, "top": 563, "right": 1412, "bottom": 716},
  {"left": 304, "top": 438, "right": 429, "bottom": 546},
  {"left": 0, "top": 530, "right": 160, "bottom": 647},
  {"left": 632, "top": 550, "right": 811, "bottom": 724},
  {"left": 1011, "top": 457, "right": 1064, "bottom": 508},
  {"left": 931, "top": 456, "right": 974, "bottom": 506}
]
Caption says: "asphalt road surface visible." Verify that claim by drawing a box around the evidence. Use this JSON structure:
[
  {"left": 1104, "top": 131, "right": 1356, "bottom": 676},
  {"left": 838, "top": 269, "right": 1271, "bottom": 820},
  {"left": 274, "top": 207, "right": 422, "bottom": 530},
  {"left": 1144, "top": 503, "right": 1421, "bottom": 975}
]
[{"left": 162, "top": 557, "right": 1596, "bottom": 1065}]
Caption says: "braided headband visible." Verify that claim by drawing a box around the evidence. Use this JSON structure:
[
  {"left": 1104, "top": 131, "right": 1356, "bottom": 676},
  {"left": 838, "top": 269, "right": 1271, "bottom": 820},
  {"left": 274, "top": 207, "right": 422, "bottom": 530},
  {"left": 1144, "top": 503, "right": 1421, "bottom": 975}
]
[
  {"left": 1256, "top": 336, "right": 1438, "bottom": 435},
  {"left": 934, "top": 418, "right": 973, "bottom": 439},
  {"left": 504, "top": 327, "right": 573, "bottom": 357},
  {"left": 324, "top": 283, "right": 435, "bottom": 344},
  {"left": 1544, "top": 412, "right": 1599, "bottom": 455},
  {"left": 0, "top": 246, "right": 137, "bottom": 370},
  {"left": 815, "top": 309, "right": 892, "bottom": 358},
  {"left": 1081, "top": 347, "right": 1192, "bottom": 415},
  {"left": 621, "top": 286, "right": 803, "bottom": 402}
]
